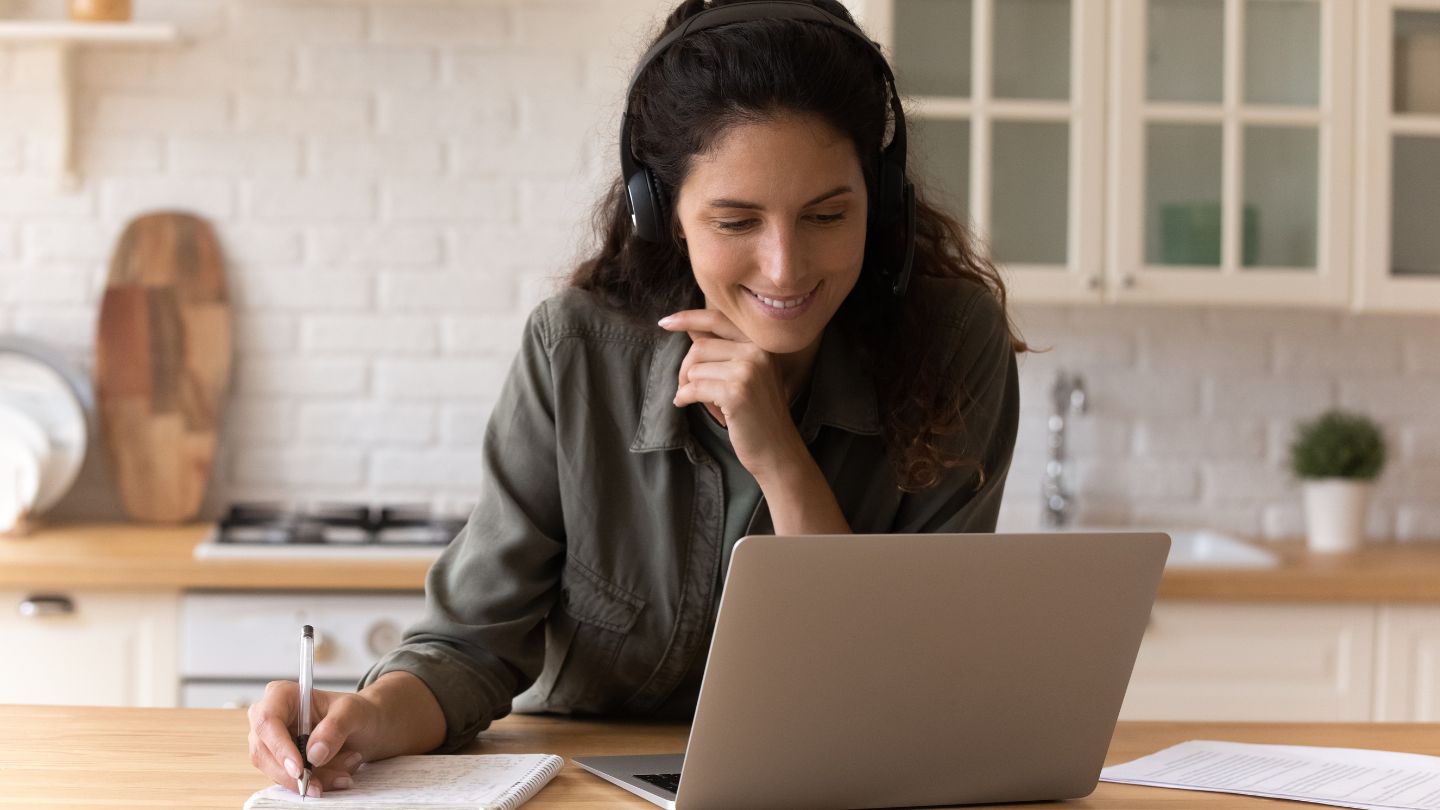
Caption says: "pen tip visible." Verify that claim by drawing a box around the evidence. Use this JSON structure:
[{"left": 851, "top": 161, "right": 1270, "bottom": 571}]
[{"left": 303, "top": 624, "right": 313, "bottom": 638}]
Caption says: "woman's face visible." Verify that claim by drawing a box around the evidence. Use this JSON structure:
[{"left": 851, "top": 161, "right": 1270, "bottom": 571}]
[{"left": 673, "top": 113, "right": 868, "bottom": 357}]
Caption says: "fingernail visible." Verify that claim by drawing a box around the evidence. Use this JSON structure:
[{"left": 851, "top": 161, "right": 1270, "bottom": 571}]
[
  {"left": 344, "top": 752, "right": 365, "bottom": 770},
  {"left": 309, "top": 742, "right": 331, "bottom": 767},
  {"left": 332, "top": 776, "right": 353, "bottom": 790},
  {"left": 657, "top": 316, "right": 674, "bottom": 327},
  {"left": 356, "top": 762, "right": 369, "bottom": 772},
  {"left": 306, "top": 782, "right": 323, "bottom": 798},
  {"left": 283, "top": 758, "right": 300, "bottom": 780}
]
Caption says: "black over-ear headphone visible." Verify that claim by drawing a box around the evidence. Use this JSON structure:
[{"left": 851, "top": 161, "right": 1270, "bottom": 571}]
[{"left": 619, "top": 0, "right": 917, "bottom": 297}]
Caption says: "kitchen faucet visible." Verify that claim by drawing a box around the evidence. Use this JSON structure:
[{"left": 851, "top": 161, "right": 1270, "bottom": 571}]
[{"left": 1042, "top": 371, "right": 1087, "bottom": 527}]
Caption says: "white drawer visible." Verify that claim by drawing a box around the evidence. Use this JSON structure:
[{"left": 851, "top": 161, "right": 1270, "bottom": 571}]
[{"left": 181, "top": 592, "right": 426, "bottom": 680}]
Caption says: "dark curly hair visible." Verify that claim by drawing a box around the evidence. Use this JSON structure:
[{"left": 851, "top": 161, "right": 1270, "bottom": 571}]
[{"left": 569, "top": 0, "right": 1030, "bottom": 492}]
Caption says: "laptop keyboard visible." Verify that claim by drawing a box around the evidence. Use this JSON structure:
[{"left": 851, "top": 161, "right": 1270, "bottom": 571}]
[{"left": 636, "top": 773, "right": 681, "bottom": 793}]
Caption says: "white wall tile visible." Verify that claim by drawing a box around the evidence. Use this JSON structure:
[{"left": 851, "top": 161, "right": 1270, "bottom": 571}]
[
  {"left": 245, "top": 179, "right": 375, "bottom": 220},
  {"left": 374, "top": 357, "right": 508, "bottom": 400},
  {"left": 300, "top": 46, "right": 438, "bottom": 93},
  {"left": 306, "top": 225, "right": 443, "bottom": 266},
  {"left": 301, "top": 314, "right": 438, "bottom": 353},
  {"left": 85, "top": 94, "right": 231, "bottom": 135},
  {"left": 101, "top": 177, "right": 235, "bottom": 222},
  {"left": 235, "top": 95, "right": 370, "bottom": 135},
  {"left": 171, "top": 134, "right": 303, "bottom": 176},
  {"left": 229, "top": 3, "right": 368, "bottom": 44},
  {"left": 371, "top": 3, "right": 509, "bottom": 47},
  {"left": 299, "top": 402, "right": 436, "bottom": 443}
]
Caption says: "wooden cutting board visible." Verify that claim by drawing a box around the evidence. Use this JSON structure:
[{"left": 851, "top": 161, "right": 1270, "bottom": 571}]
[{"left": 96, "top": 212, "right": 232, "bottom": 524}]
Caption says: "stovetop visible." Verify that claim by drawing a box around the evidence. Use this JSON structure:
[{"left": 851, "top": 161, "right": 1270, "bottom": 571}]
[{"left": 193, "top": 503, "right": 468, "bottom": 560}]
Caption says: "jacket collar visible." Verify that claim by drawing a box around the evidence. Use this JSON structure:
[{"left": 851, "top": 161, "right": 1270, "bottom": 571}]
[{"left": 630, "top": 320, "right": 881, "bottom": 454}]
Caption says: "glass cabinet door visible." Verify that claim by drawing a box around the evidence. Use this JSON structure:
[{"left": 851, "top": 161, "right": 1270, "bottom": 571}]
[
  {"left": 1357, "top": 2, "right": 1440, "bottom": 312},
  {"left": 1112, "top": 0, "right": 1352, "bottom": 306},
  {"left": 881, "top": 0, "right": 1107, "bottom": 303}
]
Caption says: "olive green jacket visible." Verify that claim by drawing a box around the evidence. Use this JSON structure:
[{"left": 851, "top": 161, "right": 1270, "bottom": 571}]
[{"left": 361, "top": 275, "right": 1020, "bottom": 753}]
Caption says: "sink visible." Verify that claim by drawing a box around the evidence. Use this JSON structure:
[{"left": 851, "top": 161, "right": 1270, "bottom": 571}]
[
  {"left": 1162, "top": 530, "right": 1280, "bottom": 569},
  {"left": 1050, "top": 527, "right": 1281, "bottom": 569}
]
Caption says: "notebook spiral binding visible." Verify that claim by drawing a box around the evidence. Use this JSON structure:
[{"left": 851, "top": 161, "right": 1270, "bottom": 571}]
[{"left": 494, "top": 755, "right": 564, "bottom": 810}]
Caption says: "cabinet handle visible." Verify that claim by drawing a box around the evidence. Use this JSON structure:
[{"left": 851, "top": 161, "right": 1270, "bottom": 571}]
[
  {"left": 1122, "top": 274, "right": 1136, "bottom": 289},
  {"left": 18, "top": 594, "right": 75, "bottom": 618},
  {"left": 1087, "top": 275, "right": 1102, "bottom": 291}
]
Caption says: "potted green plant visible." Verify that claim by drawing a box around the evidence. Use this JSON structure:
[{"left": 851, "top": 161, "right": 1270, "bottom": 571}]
[{"left": 1289, "top": 409, "right": 1387, "bottom": 553}]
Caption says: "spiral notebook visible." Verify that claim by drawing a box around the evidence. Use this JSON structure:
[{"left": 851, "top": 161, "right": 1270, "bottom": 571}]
[{"left": 242, "top": 753, "right": 564, "bottom": 810}]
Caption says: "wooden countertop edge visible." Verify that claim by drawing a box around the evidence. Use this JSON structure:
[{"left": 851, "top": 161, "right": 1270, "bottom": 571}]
[
  {"left": 0, "top": 522, "right": 432, "bottom": 591},
  {"left": 3, "top": 523, "right": 1440, "bottom": 600}
]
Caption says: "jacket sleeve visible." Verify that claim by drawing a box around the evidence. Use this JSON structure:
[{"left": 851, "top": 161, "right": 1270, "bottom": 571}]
[
  {"left": 889, "top": 288, "right": 1020, "bottom": 534},
  {"left": 359, "top": 302, "right": 565, "bottom": 753}
]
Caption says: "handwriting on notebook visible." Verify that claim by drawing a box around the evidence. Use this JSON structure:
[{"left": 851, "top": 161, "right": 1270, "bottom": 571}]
[{"left": 243, "top": 753, "right": 564, "bottom": 810}]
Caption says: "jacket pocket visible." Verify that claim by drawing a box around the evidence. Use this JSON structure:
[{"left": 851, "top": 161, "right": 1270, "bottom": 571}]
[{"left": 545, "top": 556, "right": 646, "bottom": 711}]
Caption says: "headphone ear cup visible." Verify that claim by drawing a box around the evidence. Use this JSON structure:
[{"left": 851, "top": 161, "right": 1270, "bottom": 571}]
[
  {"left": 626, "top": 167, "right": 666, "bottom": 243},
  {"left": 874, "top": 156, "right": 905, "bottom": 228}
]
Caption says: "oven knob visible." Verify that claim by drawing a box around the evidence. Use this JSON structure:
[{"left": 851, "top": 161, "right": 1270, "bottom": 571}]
[
  {"left": 312, "top": 630, "right": 337, "bottom": 664},
  {"left": 366, "top": 620, "right": 403, "bottom": 657}
]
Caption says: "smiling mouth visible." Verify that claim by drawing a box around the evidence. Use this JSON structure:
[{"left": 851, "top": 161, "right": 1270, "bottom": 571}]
[{"left": 744, "top": 284, "right": 818, "bottom": 309}]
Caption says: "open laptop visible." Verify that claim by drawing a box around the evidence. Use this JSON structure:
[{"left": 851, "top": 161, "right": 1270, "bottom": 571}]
[{"left": 573, "top": 531, "right": 1170, "bottom": 810}]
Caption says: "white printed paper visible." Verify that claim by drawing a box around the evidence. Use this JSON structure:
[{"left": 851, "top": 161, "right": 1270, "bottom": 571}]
[{"left": 1100, "top": 740, "right": 1440, "bottom": 810}]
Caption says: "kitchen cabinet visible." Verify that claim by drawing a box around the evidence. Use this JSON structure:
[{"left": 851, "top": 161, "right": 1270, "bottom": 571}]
[
  {"left": 1119, "top": 601, "right": 1376, "bottom": 722},
  {"left": 1354, "top": 2, "right": 1440, "bottom": 312},
  {"left": 868, "top": 0, "right": 1109, "bottom": 303},
  {"left": 1374, "top": 605, "right": 1440, "bottom": 721},
  {"left": 0, "top": 589, "right": 177, "bottom": 707},
  {"left": 875, "top": 0, "right": 1440, "bottom": 312}
]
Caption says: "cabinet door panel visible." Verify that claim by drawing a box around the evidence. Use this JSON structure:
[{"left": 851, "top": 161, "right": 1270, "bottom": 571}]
[
  {"left": 1120, "top": 601, "right": 1374, "bottom": 722},
  {"left": 893, "top": 0, "right": 974, "bottom": 97},
  {"left": 0, "top": 590, "right": 178, "bottom": 707},
  {"left": 1354, "top": 2, "right": 1440, "bottom": 311},
  {"left": 1244, "top": 0, "right": 1321, "bottom": 106},
  {"left": 1376, "top": 605, "right": 1440, "bottom": 721},
  {"left": 1147, "top": 0, "right": 1225, "bottom": 103},
  {"left": 1243, "top": 125, "right": 1319, "bottom": 269}
]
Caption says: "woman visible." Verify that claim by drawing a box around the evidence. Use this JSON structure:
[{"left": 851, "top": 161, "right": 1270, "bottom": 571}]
[{"left": 247, "top": 0, "right": 1026, "bottom": 796}]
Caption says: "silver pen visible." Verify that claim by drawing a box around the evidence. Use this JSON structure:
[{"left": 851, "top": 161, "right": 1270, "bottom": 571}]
[{"left": 297, "top": 625, "right": 315, "bottom": 800}]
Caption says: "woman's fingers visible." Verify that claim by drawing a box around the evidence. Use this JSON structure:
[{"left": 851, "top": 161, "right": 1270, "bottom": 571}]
[
  {"left": 248, "top": 726, "right": 305, "bottom": 794},
  {"left": 248, "top": 682, "right": 306, "bottom": 784},
  {"left": 659, "top": 309, "right": 748, "bottom": 342},
  {"left": 305, "top": 692, "right": 375, "bottom": 769},
  {"left": 312, "top": 751, "right": 366, "bottom": 791}
]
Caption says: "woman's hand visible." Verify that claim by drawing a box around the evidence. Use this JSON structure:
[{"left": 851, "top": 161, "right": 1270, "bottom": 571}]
[
  {"left": 660, "top": 308, "right": 808, "bottom": 484},
  {"left": 247, "top": 681, "right": 378, "bottom": 797}
]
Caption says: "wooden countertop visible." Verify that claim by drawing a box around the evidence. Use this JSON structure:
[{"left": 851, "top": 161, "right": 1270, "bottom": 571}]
[
  {"left": 4, "top": 521, "right": 1440, "bottom": 600},
  {"left": 0, "top": 523, "right": 431, "bottom": 591},
  {"left": 1, "top": 705, "right": 1437, "bottom": 809}
]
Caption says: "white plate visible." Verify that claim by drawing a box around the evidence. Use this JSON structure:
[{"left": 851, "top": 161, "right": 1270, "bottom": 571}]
[
  {"left": 0, "top": 431, "right": 40, "bottom": 532},
  {"left": 0, "top": 349, "right": 89, "bottom": 514}
]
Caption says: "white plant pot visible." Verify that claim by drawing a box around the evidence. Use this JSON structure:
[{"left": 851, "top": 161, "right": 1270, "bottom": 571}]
[{"left": 1302, "top": 479, "right": 1372, "bottom": 554}]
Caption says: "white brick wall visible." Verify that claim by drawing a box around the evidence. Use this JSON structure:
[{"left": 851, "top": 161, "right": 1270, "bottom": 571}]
[
  {"left": 1, "top": 0, "right": 1437, "bottom": 544},
  {"left": 1004, "top": 305, "right": 1440, "bottom": 542}
]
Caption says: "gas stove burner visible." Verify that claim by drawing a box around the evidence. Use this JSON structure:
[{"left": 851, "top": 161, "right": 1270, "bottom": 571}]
[{"left": 214, "top": 502, "right": 465, "bottom": 547}]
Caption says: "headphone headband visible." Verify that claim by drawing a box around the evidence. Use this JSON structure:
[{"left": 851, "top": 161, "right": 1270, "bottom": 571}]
[{"left": 621, "top": 1, "right": 906, "bottom": 184}]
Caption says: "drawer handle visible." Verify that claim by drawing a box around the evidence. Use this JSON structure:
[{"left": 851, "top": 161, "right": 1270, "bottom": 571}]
[{"left": 18, "top": 594, "right": 75, "bottom": 618}]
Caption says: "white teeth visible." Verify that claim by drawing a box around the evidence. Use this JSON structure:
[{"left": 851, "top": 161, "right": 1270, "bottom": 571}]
[{"left": 752, "top": 291, "right": 811, "bottom": 309}]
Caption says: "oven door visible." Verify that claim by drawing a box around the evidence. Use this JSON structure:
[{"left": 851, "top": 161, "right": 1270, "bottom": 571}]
[{"left": 180, "top": 591, "right": 426, "bottom": 708}]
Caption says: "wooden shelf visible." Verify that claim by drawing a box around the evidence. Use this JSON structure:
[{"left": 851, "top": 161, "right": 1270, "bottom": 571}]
[
  {"left": 0, "top": 21, "right": 178, "bottom": 44},
  {"left": 0, "top": 21, "right": 180, "bottom": 191}
]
